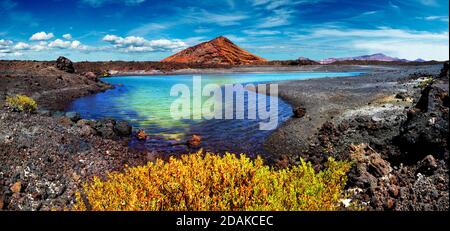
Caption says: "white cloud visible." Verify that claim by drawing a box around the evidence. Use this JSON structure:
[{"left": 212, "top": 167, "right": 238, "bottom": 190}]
[
  {"left": 184, "top": 8, "right": 249, "bottom": 27},
  {"left": 148, "top": 39, "right": 187, "bottom": 51},
  {"left": 104, "top": 35, "right": 147, "bottom": 46},
  {"left": 30, "top": 43, "right": 48, "bottom": 51},
  {"left": 13, "top": 42, "right": 30, "bottom": 50},
  {"left": 30, "top": 32, "right": 54, "bottom": 41},
  {"left": 194, "top": 28, "right": 212, "bottom": 34},
  {"left": 63, "top": 34, "right": 73, "bottom": 39},
  {"left": 256, "top": 8, "right": 293, "bottom": 28},
  {"left": 0, "top": 39, "right": 13, "bottom": 46},
  {"left": 353, "top": 40, "right": 449, "bottom": 61},
  {"left": 0, "top": 39, "right": 13, "bottom": 54},
  {"left": 1, "top": 41, "right": 29, "bottom": 56},
  {"left": 48, "top": 39, "right": 86, "bottom": 50},
  {"left": 361, "top": 11, "right": 377, "bottom": 15},
  {"left": 251, "top": 0, "right": 324, "bottom": 10},
  {"left": 81, "top": 0, "right": 146, "bottom": 7},
  {"left": 418, "top": 0, "right": 438, "bottom": 6},
  {"left": 0, "top": 39, "right": 13, "bottom": 51},
  {"left": 48, "top": 39, "right": 71, "bottom": 48},
  {"left": 295, "top": 27, "right": 449, "bottom": 61},
  {"left": 389, "top": 1, "right": 400, "bottom": 9},
  {"left": 128, "top": 23, "right": 168, "bottom": 36},
  {"left": 70, "top": 40, "right": 81, "bottom": 48},
  {"left": 307, "top": 27, "right": 449, "bottom": 40},
  {"left": 1, "top": 36, "right": 90, "bottom": 58},
  {"left": 199, "top": 10, "right": 249, "bottom": 26},
  {"left": 243, "top": 29, "right": 281, "bottom": 35},
  {"left": 102, "top": 34, "right": 121, "bottom": 43},
  {"left": 102, "top": 34, "right": 187, "bottom": 52},
  {"left": 0, "top": 48, "right": 12, "bottom": 54},
  {"left": 422, "top": 16, "right": 449, "bottom": 22},
  {"left": 183, "top": 36, "right": 208, "bottom": 46}
]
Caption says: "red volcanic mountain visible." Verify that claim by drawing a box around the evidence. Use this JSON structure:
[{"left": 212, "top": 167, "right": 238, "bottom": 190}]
[{"left": 161, "top": 36, "right": 267, "bottom": 65}]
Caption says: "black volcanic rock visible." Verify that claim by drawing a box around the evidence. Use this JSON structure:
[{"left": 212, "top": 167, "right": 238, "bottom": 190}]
[
  {"left": 293, "top": 106, "right": 306, "bottom": 118},
  {"left": 439, "top": 61, "right": 449, "bottom": 79},
  {"left": 56, "top": 56, "right": 75, "bottom": 73},
  {"left": 114, "top": 121, "right": 132, "bottom": 137}
]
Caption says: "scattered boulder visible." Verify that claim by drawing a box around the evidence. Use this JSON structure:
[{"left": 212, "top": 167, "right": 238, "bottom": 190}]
[
  {"left": 10, "top": 181, "right": 22, "bottom": 194},
  {"left": 395, "top": 85, "right": 448, "bottom": 162},
  {"left": 78, "top": 125, "right": 97, "bottom": 137},
  {"left": 395, "top": 92, "right": 407, "bottom": 100},
  {"left": 52, "top": 111, "right": 65, "bottom": 117},
  {"left": 113, "top": 121, "right": 132, "bottom": 137},
  {"left": 187, "top": 134, "right": 201, "bottom": 147},
  {"left": 414, "top": 85, "right": 432, "bottom": 112},
  {"left": 439, "top": 61, "right": 449, "bottom": 79},
  {"left": 417, "top": 155, "right": 438, "bottom": 175},
  {"left": 55, "top": 56, "right": 74, "bottom": 73},
  {"left": 275, "top": 154, "right": 290, "bottom": 168},
  {"left": 135, "top": 129, "right": 148, "bottom": 141},
  {"left": 58, "top": 116, "right": 74, "bottom": 127},
  {"left": 349, "top": 144, "right": 391, "bottom": 181},
  {"left": 93, "top": 119, "right": 116, "bottom": 139},
  {"left": 65, "top": 111, "right": 81, "bottom": 122},
  {"left": 292, "top": 106, "right": 306, "bottom": 118},
  {"left": 83, "top": 72, "right": 98, "bottom": 81},
  {"left": 76, "top": 119, "right": 92, "bottom": 127}
]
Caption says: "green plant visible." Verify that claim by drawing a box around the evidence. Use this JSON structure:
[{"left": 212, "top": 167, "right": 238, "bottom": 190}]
[
  {"left": 6, "top": 94, "right": 37, "bottom": 112},
  {"left": 418, "top": 77, "right": 433, "bottom": 89},
  {"left": 73, "top": 152, "right": 351, "bottom": 211}
]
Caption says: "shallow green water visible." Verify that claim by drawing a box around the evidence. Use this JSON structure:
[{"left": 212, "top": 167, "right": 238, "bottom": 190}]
[{"left": 67, "top": 72, "right": 361, "bottom": 155}]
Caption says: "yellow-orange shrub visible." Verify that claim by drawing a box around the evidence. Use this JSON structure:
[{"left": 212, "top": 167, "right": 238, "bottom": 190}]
[
  {"left": 6, "top": 94, "right": 37, "bottom": 112},
  {"left": 73, "top": 152, "right": 351, "bottom": 211}
]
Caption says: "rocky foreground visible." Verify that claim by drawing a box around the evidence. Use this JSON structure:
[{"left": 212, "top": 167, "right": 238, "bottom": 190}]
[
  {"left": 0, "top": 57, "right": 151, "bottom": 210},
  {"left": 0, "top": 58, "right": 448, "bottom": 211},
  {"left": 265, "top": 63, "right": 449, "bottom": 210}
]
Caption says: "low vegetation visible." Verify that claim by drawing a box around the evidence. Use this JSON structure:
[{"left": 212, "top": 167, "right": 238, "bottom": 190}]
[
  {"left": 6, "top": 94, "right": 37, "bottom": 112},
  {"left": 73, "top": 152, "right": 351, "bottom": 211},
  {"left": 418, "top": 77, "right": 434, "bottom": 89}
]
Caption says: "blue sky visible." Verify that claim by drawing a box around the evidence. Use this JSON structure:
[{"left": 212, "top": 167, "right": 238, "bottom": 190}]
[{"left": 0, "top": 0, "right": 448, "bottom": 61}]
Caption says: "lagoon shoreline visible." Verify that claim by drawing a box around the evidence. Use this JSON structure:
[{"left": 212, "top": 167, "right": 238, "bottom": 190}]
[{"left": 0, "top": 59, "right": 448, "bottom": 210}]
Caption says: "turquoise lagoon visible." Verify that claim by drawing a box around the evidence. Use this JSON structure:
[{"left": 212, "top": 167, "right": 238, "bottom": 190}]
[{"left": 67, "top": 72, "right": 360, "bottom": 155}]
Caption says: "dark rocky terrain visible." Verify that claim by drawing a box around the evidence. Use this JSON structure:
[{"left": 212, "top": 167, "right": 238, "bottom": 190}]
[
  {"left": 265, "top": 63, "right": 449, "bottom": 210},
  {"left": 74, "top": 60, "right": 233, "bottom": 76},
  {"left": 0, "top": 57, "right": 111, "bottom": 111},
  {"left": 0, "top": 111, "right": 149, "bottom": 210},
  {"left": 0, "top": 57, "right": 152, "bottom": 210},
  {"left": 0, "top": 57, "right": 448, "bottom": 211}
]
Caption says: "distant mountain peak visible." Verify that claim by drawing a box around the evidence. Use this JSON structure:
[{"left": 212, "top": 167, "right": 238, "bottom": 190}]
[
  {"left": 414, "top": 58, "right": 427, "bottom": 62},
  {"left": 319, "top": 53, "right": 423, "bottom": 64},
  {"left": 161, "top": 36, "right": 267, "bottom": 65}
]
